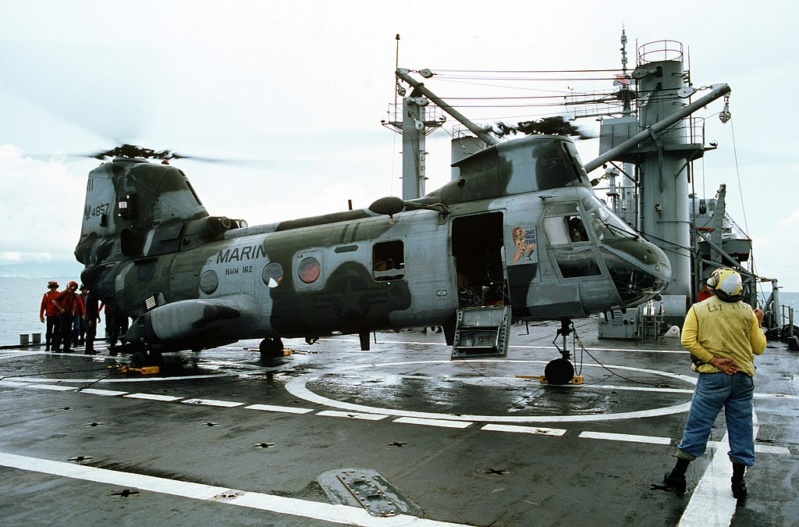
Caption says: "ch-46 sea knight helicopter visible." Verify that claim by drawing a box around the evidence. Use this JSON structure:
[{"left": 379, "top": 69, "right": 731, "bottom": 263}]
[
  {"left": 75, "top": 82, "right": 677, "bottom": 383},
  {"left": 75, "top": 136, "right": 670, "bottom": 381}
]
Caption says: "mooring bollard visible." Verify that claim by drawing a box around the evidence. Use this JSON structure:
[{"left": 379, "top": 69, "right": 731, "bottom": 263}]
[
  {"left": 19, "top": 334, "right": 30, "bottom": 346},
  {"left": 32, "top": 333, "right": 42, "bottom": 345}
]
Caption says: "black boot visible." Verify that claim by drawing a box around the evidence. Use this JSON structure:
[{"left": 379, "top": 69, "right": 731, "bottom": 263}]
[
  {"left": 731, "top": 462, "right": 747, "bottom": 501},
  {"left": 663, "top": 458, "right": 690, "bottom": 495}
]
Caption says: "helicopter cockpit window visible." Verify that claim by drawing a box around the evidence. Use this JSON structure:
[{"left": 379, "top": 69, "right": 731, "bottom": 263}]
[
  {"left": 373, "top": 240, "right": 404, "bottom": 281},
  {"left": 567, "top": 216, "right": 588, "bottom": 242},
  {"left": 543, "top": 216, "right": 571, "bottom": 246},
  {"left": 542, "top": 203, "right": 601, "bottom": 278},
  {"left": 180, "top": 172, "right": 203, "bottom": 206},
  {"left": 544, "top": 215, "right": 602, "bottom": 277},
  {"left": 553, "top": 247, "right": 602, "bottom": 278},
  {"left": 533, "top": 140, "right": 586, "bottom": 191}
]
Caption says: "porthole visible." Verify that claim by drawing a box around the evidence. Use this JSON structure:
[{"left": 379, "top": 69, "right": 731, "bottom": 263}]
[
  {"left": 262, "top": 262, "right": 284, "bottom": 288},
  {"left": 199, "top": 270, "right": 219, "bottom": 294},
  {"left": 298, "top": 256, "right": 321, "bottom": 284}
]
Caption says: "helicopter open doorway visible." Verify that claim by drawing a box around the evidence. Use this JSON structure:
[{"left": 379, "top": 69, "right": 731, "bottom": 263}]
[{"left": 451, "top": 212, "right": 512, "bottom": 358}]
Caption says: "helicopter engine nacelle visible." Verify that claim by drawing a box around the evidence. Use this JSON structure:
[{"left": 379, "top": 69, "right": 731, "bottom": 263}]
[{"left": 126, "top": 294, "right": 261, "bottom": 345}]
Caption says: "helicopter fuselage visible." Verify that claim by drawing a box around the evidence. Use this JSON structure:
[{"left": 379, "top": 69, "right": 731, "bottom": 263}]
[{"left": 76, "top": 135, "right": 670, "bottom": 353}]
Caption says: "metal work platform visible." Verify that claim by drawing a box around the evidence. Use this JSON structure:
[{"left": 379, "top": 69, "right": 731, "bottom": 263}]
[{"left": 451, "top": 305, "right": 512, "bottom": 358}]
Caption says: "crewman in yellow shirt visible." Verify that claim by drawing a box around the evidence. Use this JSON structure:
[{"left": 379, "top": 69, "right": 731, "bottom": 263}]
[{"left": 662, "top": 267, "right": 766, "bottom": 501}]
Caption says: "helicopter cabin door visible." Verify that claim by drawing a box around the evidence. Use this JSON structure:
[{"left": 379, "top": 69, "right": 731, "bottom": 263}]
[{"left": 450, "top": 212, "right": 512, "bottom": 358}]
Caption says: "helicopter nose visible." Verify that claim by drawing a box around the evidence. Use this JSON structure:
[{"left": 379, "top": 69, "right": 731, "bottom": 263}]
[{"left": 600, "top": 238, "right": 671, "bottom": 306}]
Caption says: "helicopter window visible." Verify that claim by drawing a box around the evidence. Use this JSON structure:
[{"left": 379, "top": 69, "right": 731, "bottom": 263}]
[
  {"left": 200, "top": 270, "right": 219, "bottom": 294},
  {"left": 180, "top": 172, "right": 203, "bottom": 206},
  {"left": 545, "top": 202, "right": 580, "bottom": 215},
  {"left": 567, "top": 216, "right": 588, "bottom": 242},
  {"left": 262, "top": 262, "right": 284, "bottom": 288},
  {"left": 373, "top": 240, "right": 405, "bottom": 281},
  {"left": 533, "top": 140, "right": 586, "bottom": 190},
  {"left": 553, "top": 247, "right": 602, "bottom": 278},
  {"left": 118, "top": 193, "right": 137, "bottom": 220},
  {"left": 542, "top": 216, "right": 571, "bottom": 246},
  {"left": 298, "top": 256, "right": 321, "bottom": 284},
  {"left": 583, "top": 196, "right": 638, "bottom": 240},
  {"left": 600, "top": 247, "right": 666, "bottom": 303}
]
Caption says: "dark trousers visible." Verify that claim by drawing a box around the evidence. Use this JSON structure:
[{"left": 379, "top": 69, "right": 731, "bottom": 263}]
[
  {"left": 85, "top": 319, "right": 97, "bottom": 352},
  {"left": 109, "top": 316, "right": 129, "bottom": 348},
  {"left": 45, "top": 316, "right": 60, "bottom": 350},
  {"left": 53, "top": 314, "right": 74, "bottom": 351}
]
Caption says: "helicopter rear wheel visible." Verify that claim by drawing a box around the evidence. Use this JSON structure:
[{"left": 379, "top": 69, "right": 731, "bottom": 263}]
[
  {"left": 544, "top": 358, "right": 575, "bottom": 385},
  {"left": 149, "top": 349, "right": 164, "bottom": 368},
  {"left": 130, "top": 348, "right": 163, "bottom": 368},
  {"left": 130, "top": 350, "right": 147, "bottom": 369}
]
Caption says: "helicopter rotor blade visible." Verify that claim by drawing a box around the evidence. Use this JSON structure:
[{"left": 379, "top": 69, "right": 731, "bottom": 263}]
[{"left": 76, "top": 144, "right": 271, "bottom": 169}]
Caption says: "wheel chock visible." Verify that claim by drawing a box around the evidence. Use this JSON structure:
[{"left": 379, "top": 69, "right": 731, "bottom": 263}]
[
  {"left": 538, "top": 375, "right": 584, "bottom": 385},
  {"left": 113, "top": 365, "right": 160, "bottom": 375},
  {"left": 513, "top": 374, "right": 585, "bottom": 384},
  {"left": 512, "top": 375, "right": 551, "bottom": 383}
]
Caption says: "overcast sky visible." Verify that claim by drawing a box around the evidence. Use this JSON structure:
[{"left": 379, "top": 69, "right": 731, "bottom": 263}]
[{"left": 1, "top": 0, "right": 797, "bottom": 292}]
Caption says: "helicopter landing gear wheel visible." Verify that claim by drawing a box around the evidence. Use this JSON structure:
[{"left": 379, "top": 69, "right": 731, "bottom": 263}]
[
  {"left": 130, "top": 350, "right": 147, "bottom": 369},
  {"left": 544, "top": 358, "right": 575, "bottom": 385},
  {"left": 149, "top": 349, "right": 164, "bottom": 368},
  {"left": 259, "top": 337, "right": 285, "bottom": 359},
  {"left": 543, "top": 319, "right": 577, "bottom": 385},
  {"left": 130, "top": 348, "right": 163, "bottom": 369}
]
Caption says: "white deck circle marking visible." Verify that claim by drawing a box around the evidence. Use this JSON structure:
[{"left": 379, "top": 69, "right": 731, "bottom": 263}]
[{"left": 285, "top": 359, "right": 697, "bottom": 423}]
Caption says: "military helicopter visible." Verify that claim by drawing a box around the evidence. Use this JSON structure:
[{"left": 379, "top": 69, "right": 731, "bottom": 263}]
[{"left": 75, "top": 125, "right": 671, "bottom": 383}]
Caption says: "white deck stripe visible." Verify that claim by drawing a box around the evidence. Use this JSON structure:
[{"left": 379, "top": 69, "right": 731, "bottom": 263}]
[
  {"left": 181, "top": 398, "right": 245, "bottom": 408},
  {"left": 482, "top": 424, "right": 566, "bottom": 436},
  {"left": 244, "top": 404, "right": 314, "bottom": 414},
  {"left": 124, "top": 393, "right": 184, "bottom": 402},
  {"left": 576, "top": 432, "right": 790, "bottom": 454},
  {"left": 750, "top": 444, "right": 792, "bottom": 455},
  {"left": 393, "top": 417, "right": 473, "bottom": 429},
  {"left": 0, "top": 380, "right": 27, "bottom": 388},
  {"left": 317, "top": 410, "right": 388, "bottom": 421},
  {"left": 578, "top": 431, "right": 672, "bottom": 445},
  {"left": 23, "top": 384, "right": 76, "bottom": 391},
  {"left": 0, "top": 451, "right": 467, "bottom": 526},
  {"left": 79, "top": 388, "right": 128, "bottom": 397}
]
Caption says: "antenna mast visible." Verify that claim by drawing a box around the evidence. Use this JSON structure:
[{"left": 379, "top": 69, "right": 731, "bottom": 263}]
[
  {"left": 619, "top": 27, "right": 633, "bottom": 115},
  {"left": 381, "top": 35, "right": 445, "bottom": 200}
]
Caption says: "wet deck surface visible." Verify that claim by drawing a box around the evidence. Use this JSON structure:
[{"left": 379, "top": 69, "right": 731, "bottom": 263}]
[{"left": 1, "top": 320, "right": 797, "bottom": 526}]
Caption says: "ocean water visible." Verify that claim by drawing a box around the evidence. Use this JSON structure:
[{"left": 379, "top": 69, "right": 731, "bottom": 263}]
[
  {"left": 2, "top": 275, "right": 798, "bottom": 345},
  {"left": 2, "top": 276, "right": 86, "bottom": 345}
]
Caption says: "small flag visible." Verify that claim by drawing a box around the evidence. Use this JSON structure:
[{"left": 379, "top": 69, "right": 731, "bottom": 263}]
[{"left": 614, "top": 74, "right": 631, "bottom": 86}]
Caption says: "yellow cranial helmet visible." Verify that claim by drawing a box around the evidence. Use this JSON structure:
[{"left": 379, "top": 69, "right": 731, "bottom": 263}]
[{"left": 707, "top": 268, "right": 742, "bottom": 297}]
